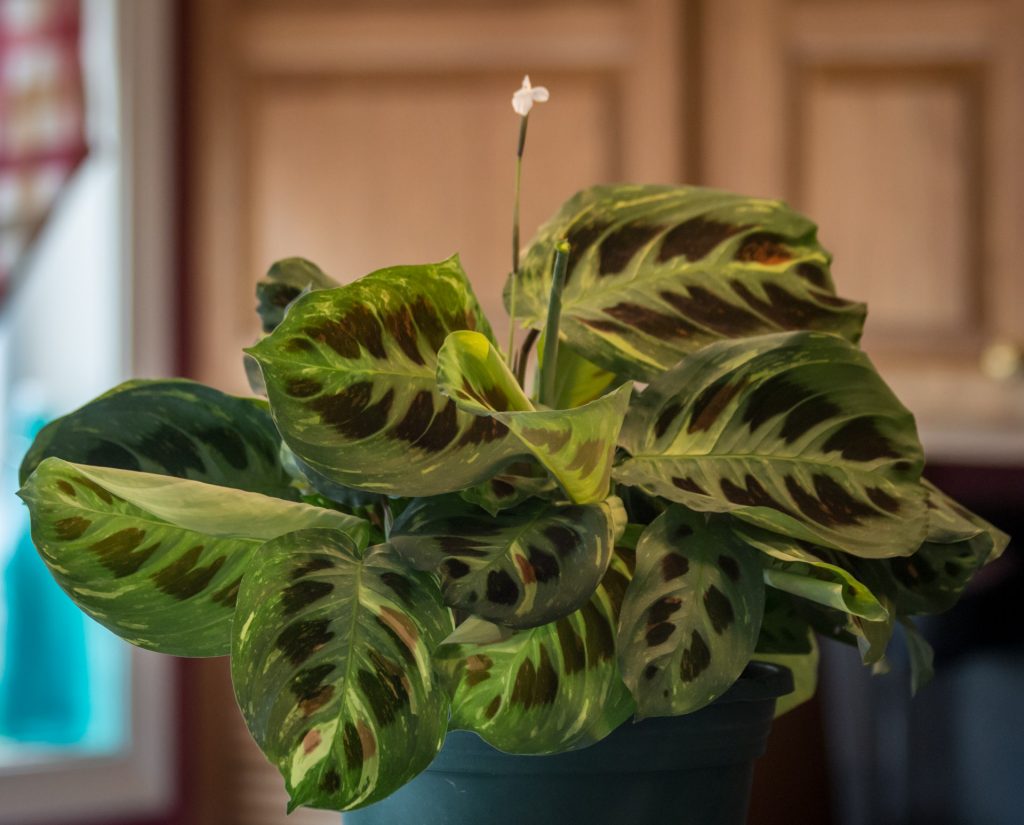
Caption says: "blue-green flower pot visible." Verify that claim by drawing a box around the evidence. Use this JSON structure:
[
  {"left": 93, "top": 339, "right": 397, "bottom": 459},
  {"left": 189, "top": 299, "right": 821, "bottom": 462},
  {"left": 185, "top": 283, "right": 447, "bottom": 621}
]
[{"left": 343, "top": 663, "right": 792, "bottom": 825}]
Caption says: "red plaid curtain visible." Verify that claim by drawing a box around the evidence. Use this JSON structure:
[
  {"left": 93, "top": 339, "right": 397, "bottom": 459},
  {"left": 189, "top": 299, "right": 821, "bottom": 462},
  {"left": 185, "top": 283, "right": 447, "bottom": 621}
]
[{"left": 0, "top": 0, "right": 86, "bottom": 310}]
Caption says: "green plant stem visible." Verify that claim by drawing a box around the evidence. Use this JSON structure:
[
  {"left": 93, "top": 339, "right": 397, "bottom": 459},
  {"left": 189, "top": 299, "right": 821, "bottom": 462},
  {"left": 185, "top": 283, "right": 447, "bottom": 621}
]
[
  {"left": 506, "top": 115, "right": 529, "bottom": 366},
  {"left": 538, "top": 239, "right": 570, "bottom": 407}
]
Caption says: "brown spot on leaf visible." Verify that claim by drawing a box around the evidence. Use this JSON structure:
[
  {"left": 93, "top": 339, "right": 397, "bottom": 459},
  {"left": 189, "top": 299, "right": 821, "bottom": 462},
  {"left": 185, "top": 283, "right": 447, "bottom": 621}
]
[
  {"left": 795, "top": 262, "right": 829, "bottom": 288},
  {"left": 211, "top": 576, "right": 242, "bottom": 608},
  {"left": 717, "top": 555, "right": 741, "bottom": 582},
  {"left": 276, "top": 618, "right": 334, "bottom": 667},
  {"left": 742, "top": 375, "right": 813, "bottom": 432},
  {"left": 90, "top": 528, "right": 158, "bottom": 577},
  {"left": 654, "top": 401, "right": 683, "bottom": 439},
  {"left": 386, "top": 304, "right": 425, "bottom": 365},
  {"left": 543, "top": 524, "right": 579, "bottom": 558},
  {"left": 302, "top": 728, "right": 322, "bottom": 755},
  {"left": 648, "top": 595, "right": 682, "bottom": 624},
  {"left": 645, "top": 622, "right": 676, "bottom": 646},
  {"left": 56, "top": 480, "right": 76, "bottom": 497},
  {"left": 867, "top": 486, "right": 900, "bottom": 513},
  {"left": 484, "top": 695, "right": 502, "bottom": 719},
  {"left": 785, "top": 474, "right": 875, "bottom": 527},
  {"left": 671, "top": 476, "right": 707, "bottom": 496},
  {"left": 457, "top": 415, "right": 509, "bottom": 446},
  {"left": 721, "top": 475, "right": 796, "bottom": 518},
  {"left": 486, "top": 569, "right": 519, "bottom": 606},
  {"left": 735, "top": 232, "right": 792, "bottom": 264},
  {"left": 151, "top": 546, "right": 225, "bottom": 600},
  {"left": 519, "top": 426, "right": 571, "bottom": 453},
  {"left": 556, "top": 617, "right": 586, "bottom": 674},
  {"left": 281, "top": 579, "right": 334, "bottom": 616},
  {"left": 781, "top": 396, "right": 842, "bottom": 443}
]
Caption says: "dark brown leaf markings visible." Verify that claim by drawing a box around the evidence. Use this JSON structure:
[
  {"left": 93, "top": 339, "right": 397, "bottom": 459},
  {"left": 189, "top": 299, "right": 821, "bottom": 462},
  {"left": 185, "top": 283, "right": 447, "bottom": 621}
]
[
  {"left": 780, "top": 396, "right": 842, "bottom": 443},
  {"left": 580, "top": 317, "right": 628, "bottom": 335},
  {"left": 733, "top": 281, "right": 830, "bottom": 329},
  {"left": 543, "top": 524, "right": 580, "bottom": 558},
  {"left": 136, "top": 425, "right": 206, "bottom": 477},
  {"left": 211, "top": 576, "right": 242, "bottom": 608},
  {"left": 484, "top": 695, "right": 502, "bottom": 719},
  {"left": 151, "top": 545, "right": 225, "bottom": 600},
  {"left": 660, "top": 287, "right": 763, "bottom": 337},
  {"left": 564, "top": 220, "right": 610, "bottom": 284},
  {"left": 555, "top": 617, "right": 587, "bottom": 674},
  {"left": 285, "top": 378, "right": 323, "bottom": 398},
  {"left": 196, "top": 425, "right": 249, "bottom": 470},
  {"left": 742, "top": 374, "right": 814, "bottom": 432},
  {"left": 717, "top": 555, "right": 741, "bottom": 582},
  {"left": 56, "top": 480, "right": 76, "bottom": 497},
  {"left": 281, "top": 579, "right": 334, "bottom": 616},
  {"left": 598, "top": 224, "right": 662, "bottom": 276},
  {"left": 654, "top": 401, "right": 683, "bottom": 439},
  {"left": 603, "top": 302, "right": 697, "bottom": 340},
  {"left": 486, "top": 569, "right": 520, "bottom": 606},
  {"left": 527, "top": 546, "right": 560, "bottom": 583},
  {"left": 795, "top": 262, "right": 829, "bottom": 289},
  {"left": 645, "top": 622, "right": 675, "bottom": 646},
  {"left": 89, "top": 528, "right": 158, "bottom": 577},
  {"left": 379, "top": 571, "right": 415, "bottom": 608},
  {"left": 55, "top": 516, "right": 90, "bottom": 540},
  {"left": 671, "top": 476, "right": 707, "bottom": 496},
  {"left": 292, "top": 558, "right": 335, "bottom": 579},
  {"left": 565, "top": 439, "right": 603, "bottom": 476},
  {"left": 511, "top": 646, "right": 559, "bottom": 709},
  {"left": 457, "top": 416, "right": 509, "bottom": 447},
  {"left": 720, "top": 475, "right": 797, "bottom": 518},
  {"left": 823, "top": 418, "right": 899, "bottom": 462},
  {"left": 688, "top": 376, "right": 748, "bottom": 434},
  {"left": 74, "top": 475, "right": 114, "bottom": 504},
  {"left": 358, "top": 648, "right": 409, "bottom": 726},
  {"left": 679, "top": 629, "right": 712, "bottom": 683},
  {"left": 784, "top": 474, "right": 876, "bottom": 527},
  {"left": 648, "top": 595, "right": 682, "bottom": 624},
  {"left": 441, "top": 558, "right": 471, "bottom": 579},
  {"left": 661, "top": 552, "right": 690, "bottom": 581},
  {"left": 703, "top": 585, "right": 735, "bottom": 634},
  {"left": 580, "top": 600, "right": 615, "bottom": 661},
  {"left": 276, "top": 618, "right": 334, "bottom": 667},
  {"left": 309, "top": 383, "right": 393, "bottom": 440},
  {"left": 385, "top": 304, "right": 425, "bottom": 365},
  {"left": 867, "top": 486, "right": 900, "bottom": 513},
  {"left": 409, "top": 296, "right": 449, "bottom": 352},
  {"left": 658, "top": 218, "right": 746, "bottom": 263},
  {"left": 342, "top": 722, "right": 363, "bottom": 769}
]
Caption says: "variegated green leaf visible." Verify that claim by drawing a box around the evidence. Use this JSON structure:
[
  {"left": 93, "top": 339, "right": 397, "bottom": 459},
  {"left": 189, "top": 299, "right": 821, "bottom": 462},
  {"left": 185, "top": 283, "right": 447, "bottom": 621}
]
[
  {"left": 510, "top": 184, "right": 865, "bottom": 381},
  {"left": 616, "top": 332, "right": 926, "bottom": 557},
  {"left": 753, "top": 589, "right": 818, "bottom": 717},
  {"left": 19, "top": 379, "right": 296, "bottom": 498},
  {"left": 231, "top": 529, "right": 453, "bottom": 812},
  {"left": 458, "top": 460, "right": 558, "bottom": 516},
  {"left": 434, "top": 541, "right": 636, "bottom": 753},
  {"left": 257, "top": 256, "right": 340, "bottom": 333},
  {"left": 18, "top": 459, "right": 369, "bottom": 656},
  {"left": 847, "top": 481, "right": 1008, "bottom": 615},
  {"left": 248, "top": 256, "right": 520, "bottom": 497},
  {"left": 390, "top": 495, "right": 625, "bottom": 628},
  {"left": 740, "top": 528, "right": 888, "bottom": 621},
  {"left": 618, "top": 506, "right": 765, "bottom": 718},
  {"left": 436, "top": 330, "right": 632, "bottom": 504},
  {"left": 542, "top": 334, "right": 618, "bottom": 409}
]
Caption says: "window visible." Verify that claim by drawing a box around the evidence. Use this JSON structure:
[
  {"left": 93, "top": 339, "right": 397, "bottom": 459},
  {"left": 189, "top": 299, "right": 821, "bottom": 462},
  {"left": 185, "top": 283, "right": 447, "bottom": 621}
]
[{"left": 0, "top": 2, "right": 175, "bottom": 821}]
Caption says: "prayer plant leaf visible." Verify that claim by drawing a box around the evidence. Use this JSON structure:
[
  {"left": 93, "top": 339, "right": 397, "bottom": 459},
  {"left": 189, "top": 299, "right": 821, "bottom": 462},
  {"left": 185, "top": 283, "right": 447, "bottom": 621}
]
[
  {"left": 615, "top": 331, "right": 926, "bottom": 558},
  {"left": 231, "top": 529, "right": 453, "bottom": 812},
  {"left": 847, "top": 481, "right": 1009, "bottom": 616},
  {"left": 542, "top": 335, "right": 619, "bottom": 409},
  {"left": 739, "top": 528, "right": 888, "bottom": 621},
  {"left": 617, "top": 506, "right": 765, "bottom": 719},
  {"left": 509, "top": 184, "right": 865, "bottom": 381},
  {"left": 18, "top": 459, "right": 369, "bottom": 656},
  {"left": 458, "top": 460, "right": 558, "bottom": 516},
  {"left": 434, "top": 540, "right": 637, "bottom": 753},
  {"left": 248, "top": 257, "right": 520, "bottom": 497},
  {"left": 390, "top": 495, "right": 626, "bottom": 629},
  {"left": 19, "top": 379, "right": 296, "bottom": 499},
  {"left": 257, "top": 256, "right": 340, "bottom": 334},
  {"left": 753, "top": 589, "right": 819, "bottom": 717},
  {"left": 436, "top": 330, "right": 632, "bottom": 504}
]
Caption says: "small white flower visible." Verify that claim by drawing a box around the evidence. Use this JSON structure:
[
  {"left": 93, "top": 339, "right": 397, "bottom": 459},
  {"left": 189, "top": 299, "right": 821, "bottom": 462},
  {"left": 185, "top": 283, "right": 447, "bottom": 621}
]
[{"left": 511, "top": 75, "right": 549, "bottom": 116}]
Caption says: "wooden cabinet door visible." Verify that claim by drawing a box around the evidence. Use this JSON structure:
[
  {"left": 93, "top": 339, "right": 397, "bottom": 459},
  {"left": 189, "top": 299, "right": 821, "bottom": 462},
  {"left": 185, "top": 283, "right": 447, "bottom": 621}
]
[
  {"left": 187, "top": 0, "right": 690, "bottom": 395},
  {"left": 700, "top": 0, "right": 1024, "bottom": 462}
]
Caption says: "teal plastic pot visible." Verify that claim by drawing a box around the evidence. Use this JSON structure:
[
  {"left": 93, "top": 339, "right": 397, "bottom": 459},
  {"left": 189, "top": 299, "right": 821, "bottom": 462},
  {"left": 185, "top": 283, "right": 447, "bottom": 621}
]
[{"left": 343, "top": 663, "right": 792, "bottom": 825}]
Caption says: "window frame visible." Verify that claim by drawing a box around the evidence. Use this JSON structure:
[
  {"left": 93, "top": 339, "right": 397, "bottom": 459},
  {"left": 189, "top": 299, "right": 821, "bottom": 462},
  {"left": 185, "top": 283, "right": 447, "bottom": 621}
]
[{"left": 0, "top": 0, "right": 179, "bottom": 821}]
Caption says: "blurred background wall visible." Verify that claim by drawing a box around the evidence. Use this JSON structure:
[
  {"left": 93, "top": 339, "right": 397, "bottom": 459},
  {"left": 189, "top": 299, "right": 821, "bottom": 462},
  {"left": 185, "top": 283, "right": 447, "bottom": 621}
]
[{"left": 0, "top": 1, "right": 1021, "bottom": 823}]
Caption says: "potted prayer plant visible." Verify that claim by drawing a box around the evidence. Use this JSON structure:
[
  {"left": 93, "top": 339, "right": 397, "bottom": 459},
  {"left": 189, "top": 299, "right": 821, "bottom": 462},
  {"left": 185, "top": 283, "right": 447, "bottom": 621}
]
[{"left": 16, "top": 78, "right": 1008, "bottom": 825}]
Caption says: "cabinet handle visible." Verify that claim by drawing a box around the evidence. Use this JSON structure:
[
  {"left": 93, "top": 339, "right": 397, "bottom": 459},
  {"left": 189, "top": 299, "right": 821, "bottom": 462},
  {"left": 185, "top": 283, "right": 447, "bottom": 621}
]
[{"left": 980, "top": 342, "right": 1024, "bottom": 381}]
